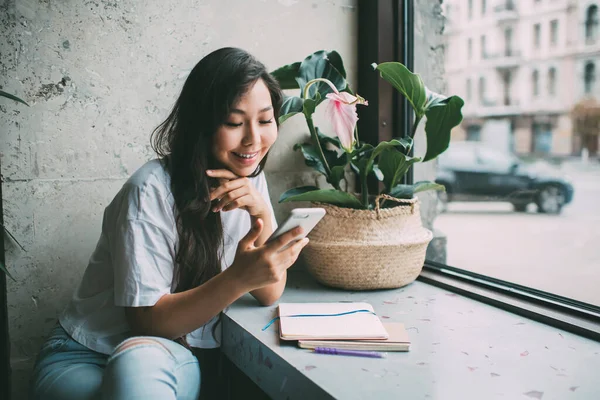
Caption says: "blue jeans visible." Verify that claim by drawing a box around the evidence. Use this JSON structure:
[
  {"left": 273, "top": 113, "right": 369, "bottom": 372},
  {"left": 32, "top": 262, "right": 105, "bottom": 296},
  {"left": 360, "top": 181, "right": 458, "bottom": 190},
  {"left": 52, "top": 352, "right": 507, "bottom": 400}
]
[{"left": 30, "top": 323, "right": 201, "bottom": 400}]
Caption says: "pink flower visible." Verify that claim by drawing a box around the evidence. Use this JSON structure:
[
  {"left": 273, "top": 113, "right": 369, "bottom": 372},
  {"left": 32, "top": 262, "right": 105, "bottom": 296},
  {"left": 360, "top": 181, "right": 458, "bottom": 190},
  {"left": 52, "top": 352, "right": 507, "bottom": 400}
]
[{"left": 323, "top": 85, "right": 368, "bottom": 152}]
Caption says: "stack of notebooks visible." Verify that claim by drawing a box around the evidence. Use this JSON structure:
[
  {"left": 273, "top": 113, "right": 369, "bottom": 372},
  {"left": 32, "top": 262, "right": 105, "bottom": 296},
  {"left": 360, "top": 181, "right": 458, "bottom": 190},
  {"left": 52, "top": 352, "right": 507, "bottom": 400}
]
[{"left": 277, "top": 302, "right": 410, "bottom": 352}]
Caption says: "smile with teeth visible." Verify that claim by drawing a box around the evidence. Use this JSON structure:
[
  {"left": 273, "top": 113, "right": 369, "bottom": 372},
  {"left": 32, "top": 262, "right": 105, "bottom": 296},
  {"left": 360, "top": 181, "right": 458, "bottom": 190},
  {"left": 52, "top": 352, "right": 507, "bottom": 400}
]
[{"left": 233, "top": 151, "right": 259, "bottom": 159}]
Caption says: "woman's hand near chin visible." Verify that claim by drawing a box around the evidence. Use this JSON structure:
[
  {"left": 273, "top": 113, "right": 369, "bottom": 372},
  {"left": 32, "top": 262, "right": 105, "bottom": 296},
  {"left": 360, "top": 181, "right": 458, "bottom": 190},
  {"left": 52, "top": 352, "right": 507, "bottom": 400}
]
[{"left": 207, "top": 169, "right": 269, "bottom": 219}]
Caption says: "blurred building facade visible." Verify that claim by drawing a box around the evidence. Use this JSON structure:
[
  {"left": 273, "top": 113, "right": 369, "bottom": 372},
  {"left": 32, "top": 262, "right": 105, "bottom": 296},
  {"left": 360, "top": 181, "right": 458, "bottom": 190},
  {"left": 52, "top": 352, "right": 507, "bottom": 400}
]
[{"left": 443, "top": 0, "right": 600, "bottom": 157}]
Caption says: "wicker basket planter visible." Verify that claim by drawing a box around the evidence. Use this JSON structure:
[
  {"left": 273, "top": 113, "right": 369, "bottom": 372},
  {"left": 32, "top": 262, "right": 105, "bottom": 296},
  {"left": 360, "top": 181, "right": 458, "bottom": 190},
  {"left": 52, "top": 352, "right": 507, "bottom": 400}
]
[{"left": 303, "top": 197, "right": 432, "bottom": 290}]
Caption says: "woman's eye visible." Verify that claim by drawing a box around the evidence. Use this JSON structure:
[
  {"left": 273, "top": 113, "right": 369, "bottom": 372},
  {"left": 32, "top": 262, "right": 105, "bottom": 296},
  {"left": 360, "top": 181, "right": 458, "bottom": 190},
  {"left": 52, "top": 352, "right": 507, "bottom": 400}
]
[
  {"left": 225, "top": 122, "right": 242, "bottom": 127},
  {"left": 259, "top": 119, "right": 273, "bottom": 125}
]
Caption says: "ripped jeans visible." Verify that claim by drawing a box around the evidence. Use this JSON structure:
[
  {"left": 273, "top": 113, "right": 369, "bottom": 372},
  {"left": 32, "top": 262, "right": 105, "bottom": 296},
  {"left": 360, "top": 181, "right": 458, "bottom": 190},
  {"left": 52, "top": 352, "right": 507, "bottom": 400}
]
[{"left": 30, "top": 323, "right": 201, "bottom": 400}]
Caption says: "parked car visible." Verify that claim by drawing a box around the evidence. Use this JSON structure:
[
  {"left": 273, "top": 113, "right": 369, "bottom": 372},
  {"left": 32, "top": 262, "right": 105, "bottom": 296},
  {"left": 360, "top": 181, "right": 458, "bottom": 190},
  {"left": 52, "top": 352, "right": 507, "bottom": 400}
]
[{"left": 435, "top": 142, "right": 574, "bottom": 214}]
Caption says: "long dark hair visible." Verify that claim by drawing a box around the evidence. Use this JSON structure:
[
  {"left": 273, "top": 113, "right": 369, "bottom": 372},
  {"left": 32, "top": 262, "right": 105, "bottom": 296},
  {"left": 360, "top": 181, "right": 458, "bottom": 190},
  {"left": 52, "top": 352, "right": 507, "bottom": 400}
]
[{"left": 151, "top": 47, "right": 283, "bottom": 299}]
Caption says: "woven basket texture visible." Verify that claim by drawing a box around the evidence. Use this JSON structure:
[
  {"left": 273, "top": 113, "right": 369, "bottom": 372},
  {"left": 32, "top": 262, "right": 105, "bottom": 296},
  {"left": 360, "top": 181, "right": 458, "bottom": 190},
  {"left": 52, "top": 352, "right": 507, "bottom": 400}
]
[{"left": 304, "top": 198, "right": 432, "bottom": 290}]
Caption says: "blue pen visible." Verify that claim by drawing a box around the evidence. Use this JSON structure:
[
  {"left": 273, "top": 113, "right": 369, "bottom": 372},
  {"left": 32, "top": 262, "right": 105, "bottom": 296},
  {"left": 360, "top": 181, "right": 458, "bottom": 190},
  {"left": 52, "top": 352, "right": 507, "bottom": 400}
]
[{"left": 313, "top": 347, "right": 386, "bottom": 358}]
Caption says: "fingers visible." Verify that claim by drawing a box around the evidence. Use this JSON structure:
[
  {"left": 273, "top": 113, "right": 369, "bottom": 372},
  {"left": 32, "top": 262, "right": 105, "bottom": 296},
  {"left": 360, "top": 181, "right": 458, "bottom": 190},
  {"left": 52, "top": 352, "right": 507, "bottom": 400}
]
[
  {"left": 265, "top": 226, "right": 304, "bottom": 253},
  {"left": 239, "top": 218, "right": 263, "bottom": 249},
  {"left": 212, "top": 187, "right": 250, "bottom": 212},
  {"left": 210, "top": 177, "right": 249, "bottom": 201},
  {"left": 275, "top": 237, "right": 310, "bottom": 269},
  {"left": 206, "top": 169, "right": 239, "bottom": 180}
]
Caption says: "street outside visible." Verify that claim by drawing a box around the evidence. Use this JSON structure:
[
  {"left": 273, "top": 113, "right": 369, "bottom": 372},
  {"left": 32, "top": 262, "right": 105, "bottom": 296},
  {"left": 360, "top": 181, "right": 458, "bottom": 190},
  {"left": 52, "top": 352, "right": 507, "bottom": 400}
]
[{"left": 434, "top": 159, "right": 600, "bottom": 306}]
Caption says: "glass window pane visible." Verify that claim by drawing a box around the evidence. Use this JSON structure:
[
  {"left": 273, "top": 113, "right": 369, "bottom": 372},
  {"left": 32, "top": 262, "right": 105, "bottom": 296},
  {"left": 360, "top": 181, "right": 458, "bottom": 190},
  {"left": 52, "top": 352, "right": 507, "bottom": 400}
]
[{"left": 434, "top": 0, "right": 600, "bottom": 307}]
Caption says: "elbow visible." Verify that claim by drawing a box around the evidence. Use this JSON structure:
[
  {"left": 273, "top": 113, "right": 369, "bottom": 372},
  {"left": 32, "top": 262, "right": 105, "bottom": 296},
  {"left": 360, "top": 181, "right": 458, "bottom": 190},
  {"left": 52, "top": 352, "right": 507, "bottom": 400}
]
[{"left": 256, "top": 292, "right": 281, "bottom": 307}]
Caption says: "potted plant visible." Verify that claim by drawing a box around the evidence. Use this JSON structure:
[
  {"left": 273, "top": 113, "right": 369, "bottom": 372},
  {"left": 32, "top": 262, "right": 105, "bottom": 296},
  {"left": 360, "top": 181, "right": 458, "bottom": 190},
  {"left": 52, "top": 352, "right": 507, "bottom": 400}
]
[{"left": 270, "top": 50, "right": 463, "bottom": 290}]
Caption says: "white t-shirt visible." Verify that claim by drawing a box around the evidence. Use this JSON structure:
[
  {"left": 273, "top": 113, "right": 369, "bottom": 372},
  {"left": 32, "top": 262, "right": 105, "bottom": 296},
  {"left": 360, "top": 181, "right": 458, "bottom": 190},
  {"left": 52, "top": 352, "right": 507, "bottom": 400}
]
[{"left": 59, "top": 159, "right": 277, "bottom": 355}]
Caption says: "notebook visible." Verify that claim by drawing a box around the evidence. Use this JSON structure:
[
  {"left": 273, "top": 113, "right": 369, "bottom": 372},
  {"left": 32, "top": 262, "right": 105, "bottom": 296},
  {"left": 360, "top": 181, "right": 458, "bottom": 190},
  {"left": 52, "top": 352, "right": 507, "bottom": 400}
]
[
  {"left": 278, "top": 302, "right": 388, "bottom": 341},
  {"left": 298, "top": 322, "right": 410, "bottom": 352}
]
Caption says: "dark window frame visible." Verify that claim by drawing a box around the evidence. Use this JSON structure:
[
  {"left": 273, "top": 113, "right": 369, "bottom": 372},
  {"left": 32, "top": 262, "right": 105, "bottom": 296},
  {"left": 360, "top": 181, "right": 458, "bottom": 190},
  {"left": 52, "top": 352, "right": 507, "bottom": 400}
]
[{"left": 357, "top": 0, "right": 600, "bottom": 343}]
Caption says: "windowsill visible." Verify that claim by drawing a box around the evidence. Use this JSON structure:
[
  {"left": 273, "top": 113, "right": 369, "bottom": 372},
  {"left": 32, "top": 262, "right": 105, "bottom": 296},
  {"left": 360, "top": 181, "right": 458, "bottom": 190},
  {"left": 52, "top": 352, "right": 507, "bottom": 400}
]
[{"left": 222, "top": 268, "right": 600, "bottom": 399}]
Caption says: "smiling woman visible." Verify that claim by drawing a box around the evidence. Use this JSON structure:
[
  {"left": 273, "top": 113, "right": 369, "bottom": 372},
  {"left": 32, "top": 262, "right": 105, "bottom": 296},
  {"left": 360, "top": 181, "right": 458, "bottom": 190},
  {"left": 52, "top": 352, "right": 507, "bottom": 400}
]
[
  {"left": 28, "top": 47, "right": 310, "bottom": 400},
  {"left": 212, "top": 81, "right": 278, "bottom": 178}
]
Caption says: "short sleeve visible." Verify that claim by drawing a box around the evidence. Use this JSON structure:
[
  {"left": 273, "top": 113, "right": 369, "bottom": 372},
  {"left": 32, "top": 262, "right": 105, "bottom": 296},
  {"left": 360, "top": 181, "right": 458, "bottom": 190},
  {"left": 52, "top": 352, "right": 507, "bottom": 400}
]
[
  {"left": 111, "top": 219, "right": 176, "bottom": 307},
  {"left": 255, "top": 172, "right": 278, "bottom": 230}
]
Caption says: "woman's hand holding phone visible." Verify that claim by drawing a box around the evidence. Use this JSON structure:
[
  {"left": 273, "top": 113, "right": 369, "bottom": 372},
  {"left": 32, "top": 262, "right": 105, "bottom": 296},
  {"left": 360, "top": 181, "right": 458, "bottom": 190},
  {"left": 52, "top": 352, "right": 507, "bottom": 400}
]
[{"left": 228, "top": 218, "right": 309, "bottom": 291}]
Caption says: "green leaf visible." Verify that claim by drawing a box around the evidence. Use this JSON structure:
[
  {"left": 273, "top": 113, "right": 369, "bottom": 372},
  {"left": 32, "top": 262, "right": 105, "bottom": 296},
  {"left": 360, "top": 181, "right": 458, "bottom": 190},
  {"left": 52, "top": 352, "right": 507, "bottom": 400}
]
[
  {"left": 279, "top": 96, "right": 304, "bottom": 124},
  {"left": 423, "top": 95, "right": 464, "bottom": 161},
  {"left": 378, "top": 149, "right": 421, "bottom": 192},
  {"left": 0, "top": 261, "right": 16, "bottom": 281},
  {"left": 326, "top": 151, "right": 349, "bottom": 189},
  {"left": 297, "top": 50, "right": 347, "bottom": 102},
  {"left": 413, "top": 181, "right": 446, "bottom": 194},
  {"left": 324, "top": 51, "right": 347, "bottom": 79},
  {"left": 279, "top": 187, "right": 364, "bottom": 209},
  {"left": 302, "top": 92, "right": 321, "bottom": 118},
  {"left": 388, "top": 181, "right": 446, "bottom": 199},
  {"left": 294, "top": 142, "right": 328, "bottom": 177},
  {"left": 270, "top": 62, "right": 301, "bottom": 90},
  {"left": 0, "top": 90, "right": 29, "bottom": 106},
  {"left": 316, "top": 127, "right": 341, "bottom": 149},
  {"left": 373, "top": 62, "right": 426, "bottom": 117},
  {"left": 356, "top": 139, "right": 412, "bottom": 186},
  {"left": 372, "top": 165, "right": 384, "bottom": 181}
]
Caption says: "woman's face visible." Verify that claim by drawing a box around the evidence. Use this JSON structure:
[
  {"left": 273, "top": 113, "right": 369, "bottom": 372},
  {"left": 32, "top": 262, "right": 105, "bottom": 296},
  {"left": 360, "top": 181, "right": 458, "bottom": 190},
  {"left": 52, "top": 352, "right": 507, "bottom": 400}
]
[{"left": 212, "top": 79, "right": 278, "bottom": 177}]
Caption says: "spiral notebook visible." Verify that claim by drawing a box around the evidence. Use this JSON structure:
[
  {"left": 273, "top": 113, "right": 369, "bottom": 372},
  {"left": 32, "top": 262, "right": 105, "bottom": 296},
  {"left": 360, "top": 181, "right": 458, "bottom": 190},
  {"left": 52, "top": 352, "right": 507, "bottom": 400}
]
[{"left": 278, "top": 302, "right": 389, "bottom": 341}]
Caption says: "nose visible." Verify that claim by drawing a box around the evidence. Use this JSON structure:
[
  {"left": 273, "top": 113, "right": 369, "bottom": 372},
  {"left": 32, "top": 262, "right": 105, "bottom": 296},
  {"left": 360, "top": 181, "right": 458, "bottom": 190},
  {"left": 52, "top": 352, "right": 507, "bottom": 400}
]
[{"left": 242, "top": 121, "right": 260, "bottom": 147}]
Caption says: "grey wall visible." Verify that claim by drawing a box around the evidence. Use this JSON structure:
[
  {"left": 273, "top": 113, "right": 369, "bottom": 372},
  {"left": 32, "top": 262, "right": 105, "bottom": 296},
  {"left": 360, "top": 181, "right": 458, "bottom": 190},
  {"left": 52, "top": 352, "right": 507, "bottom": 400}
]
[{"left": 1, "top": 0, "right": 444, "bottom": 398}]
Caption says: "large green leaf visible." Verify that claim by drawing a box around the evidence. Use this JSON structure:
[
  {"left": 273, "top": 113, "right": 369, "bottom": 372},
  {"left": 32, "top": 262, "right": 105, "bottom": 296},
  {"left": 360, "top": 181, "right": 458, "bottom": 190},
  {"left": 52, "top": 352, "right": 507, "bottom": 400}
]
[
  {"left": 294, "top": 143, "right": 328, "bottom": 177},
  {"left": 389, "top": 181, "right": 446, "bottom": 199},
  {"left": 297, "top": 50, "right": 347, "bottom": 102},
  {"left": 279, "top": 186, "right": 364, "bottom": 209},
  {"left": 270, "top": 62, "right": 301, "bottom": 90},
  {"left": 0, "top": 90, "right": 29, "bottom": 106},
  {"left": 378, "top": 149, "right": 421, "bottom": 192},
  {"left": 356, "top": 139, "right": 412, "bottom": 186},
  {"left": 423, "top": 95, "right": 464, "bottom": 161},
  {"left": 373, "top": 62, "right": 426, "bottom": 117},
  {"left": 279, "top": 96, "right": 304, "bottom": 124}
]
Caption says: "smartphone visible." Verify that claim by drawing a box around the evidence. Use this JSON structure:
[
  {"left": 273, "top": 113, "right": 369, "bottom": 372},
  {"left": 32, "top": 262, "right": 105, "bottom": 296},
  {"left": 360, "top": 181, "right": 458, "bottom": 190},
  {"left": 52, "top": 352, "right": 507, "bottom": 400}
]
[{"left": 266, "top": 207, "right": 326, "bottom": 246}]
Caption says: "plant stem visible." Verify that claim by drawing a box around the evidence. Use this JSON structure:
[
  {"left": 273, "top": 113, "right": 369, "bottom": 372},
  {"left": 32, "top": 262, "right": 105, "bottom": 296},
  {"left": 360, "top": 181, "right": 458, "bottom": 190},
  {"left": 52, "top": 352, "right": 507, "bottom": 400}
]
[
  {"left": 410, "top": 115, "right": 422, "bottom": 139},
  {"left": 361, "top": 169, "right": 369, "bottom": 208},
  {"left": 306, "top": 116, "right": 332, "bottom": 176}
]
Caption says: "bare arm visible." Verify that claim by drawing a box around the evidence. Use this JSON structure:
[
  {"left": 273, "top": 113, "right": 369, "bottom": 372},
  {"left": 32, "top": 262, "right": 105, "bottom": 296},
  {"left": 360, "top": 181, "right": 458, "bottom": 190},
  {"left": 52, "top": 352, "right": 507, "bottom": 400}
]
[
  {"left": 125, "top": 220, "right": 306, "bottom": 339},
  {"left": 125, "top": 266, "right": 246, "bottom": 339}
]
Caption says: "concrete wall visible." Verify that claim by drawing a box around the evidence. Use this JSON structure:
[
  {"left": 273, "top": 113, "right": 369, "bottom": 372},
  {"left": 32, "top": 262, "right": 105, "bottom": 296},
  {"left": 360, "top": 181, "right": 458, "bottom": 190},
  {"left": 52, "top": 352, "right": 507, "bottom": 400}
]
[{"left": 1, "top": 0, "right": 444, "bottom": 398}]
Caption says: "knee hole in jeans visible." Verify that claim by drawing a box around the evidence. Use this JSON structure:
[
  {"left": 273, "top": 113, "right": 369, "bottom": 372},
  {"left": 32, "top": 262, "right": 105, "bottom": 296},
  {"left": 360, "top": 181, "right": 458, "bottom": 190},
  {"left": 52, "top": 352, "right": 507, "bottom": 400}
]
[{"left": 113, "top": 338, "right": 174, "bottom": 358}]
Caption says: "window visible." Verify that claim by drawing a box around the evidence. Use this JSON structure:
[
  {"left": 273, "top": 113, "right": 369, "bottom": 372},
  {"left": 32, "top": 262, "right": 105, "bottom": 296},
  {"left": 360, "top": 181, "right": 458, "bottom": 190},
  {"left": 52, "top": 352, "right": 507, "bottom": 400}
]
[
  {"left": 481, "top": 0, "right": 486, "bottom": 15},
  {"left": 548, "top": 67, "right": 556, "bottom": 95},
  {"left": 550, "top": 19, "right": 558, "bottom": 46},
  {"left": 440, "top": 0, "right": 600, "bottom": 314},
  {"left": 502, "top": 71, "right": 511, "bottom": 105},
  {"left": 479, "top": 76, "right": 486, "bottom": 104},
  {"left": 533, "top": 23, "right": 541, "bottom": 48},
  {"left": 468, "top": 0, "right": 473, "bottom": 19},
  {"left": 586, "top": 5, "right": 599, "bottom": 43},
  {"left": 480, "top": 35, "right": 486, "bottom": 59},
  {"left": 532, "top": 123, "right": 552, "bottom": 154},
  {"left": 504, "top": 27, "right": 513, "bottom": 56},
  {"left": 466, "top": 125, "right": 481, "bottom": 141},
  {"left": 585, "top": 62, "right": 596, "bottom": 94},
  {"left": 466, "top": 78, "right": 472, "bottom": 101},
  {"left": 468, "top": 38, "right": 472, "bottom": 60}
]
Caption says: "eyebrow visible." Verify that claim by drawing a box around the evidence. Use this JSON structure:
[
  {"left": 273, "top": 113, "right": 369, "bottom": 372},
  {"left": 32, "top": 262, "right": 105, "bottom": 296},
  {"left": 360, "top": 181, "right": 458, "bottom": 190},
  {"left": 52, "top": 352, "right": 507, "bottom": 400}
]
[{"left": 230, "top": 106, "right": 273, "bottom": 115}]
